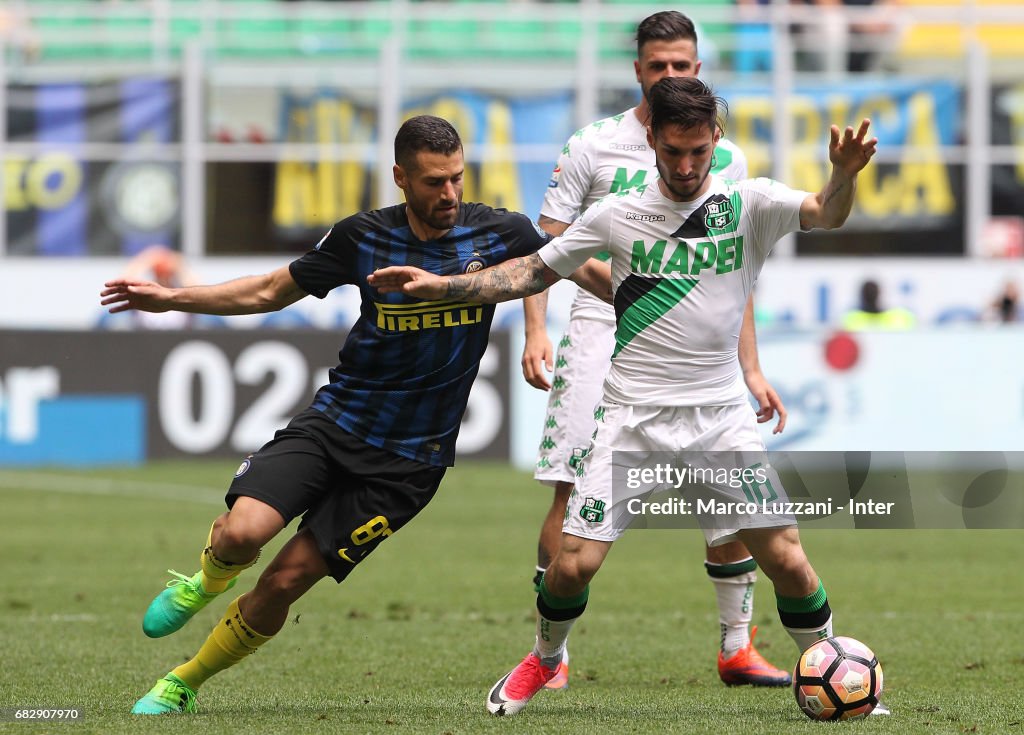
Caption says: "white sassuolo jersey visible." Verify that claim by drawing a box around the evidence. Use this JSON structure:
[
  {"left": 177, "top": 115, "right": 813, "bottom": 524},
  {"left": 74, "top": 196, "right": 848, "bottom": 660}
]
[
  {"left": 541, "top": 107, "right": 748, "bottom": 324},
  {"left": 538, "top": 175, "right": 807, "bottom": 406}
]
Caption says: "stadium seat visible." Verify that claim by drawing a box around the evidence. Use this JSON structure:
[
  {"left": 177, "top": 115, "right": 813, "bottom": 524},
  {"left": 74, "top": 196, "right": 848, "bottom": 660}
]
[{"left": 899, "top": 0, "right": 1024, "bottom": 58}]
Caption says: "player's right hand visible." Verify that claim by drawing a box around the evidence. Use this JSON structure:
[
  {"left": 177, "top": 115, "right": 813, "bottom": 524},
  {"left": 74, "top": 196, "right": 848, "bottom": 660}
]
[
  {"left": 100, "top": 279, "right": 173, "bottom": 313},
  {"left": 367, "top": 266, "right": 447, "bottom": 300},
  {"left": 521, "top": 333, "right": 554, "bottom": 391}
]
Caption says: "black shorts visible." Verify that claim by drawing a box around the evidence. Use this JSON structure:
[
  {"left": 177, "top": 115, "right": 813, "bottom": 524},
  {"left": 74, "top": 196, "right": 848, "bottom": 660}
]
[{"left": 227, "top": 408, "right": 446, "bottom": 582}]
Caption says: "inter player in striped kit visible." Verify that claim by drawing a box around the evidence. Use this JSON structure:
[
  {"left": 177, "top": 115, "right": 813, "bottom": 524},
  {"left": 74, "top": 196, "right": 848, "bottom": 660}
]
[
  {"left": 367, "top": 76, "right": 879, "bottom": 717},
  {"left": 101, "top": 115, "right": 608, "bottom": 715},
  {"left": 523, "top": 11, "right": 787, "bottom": 690}
]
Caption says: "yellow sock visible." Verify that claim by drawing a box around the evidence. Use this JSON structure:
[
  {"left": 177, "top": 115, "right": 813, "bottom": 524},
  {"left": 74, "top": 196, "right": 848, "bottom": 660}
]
[
  {"left": 200, "top": 522, "right": 257, "bottom": 593},
  {"left": 171, "top": 597, "right": 273, "bottom": 690}
]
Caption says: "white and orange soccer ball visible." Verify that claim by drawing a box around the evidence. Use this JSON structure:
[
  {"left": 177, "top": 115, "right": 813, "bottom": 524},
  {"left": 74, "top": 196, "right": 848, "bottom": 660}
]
[{"left": 793, "top": 637, "right": 884, "bottom": 721}]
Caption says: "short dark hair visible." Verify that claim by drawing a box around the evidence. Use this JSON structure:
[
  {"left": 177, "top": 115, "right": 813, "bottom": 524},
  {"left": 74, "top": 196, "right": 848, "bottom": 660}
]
[
  {"left": 647, "top": 77, "right": 726, "bottom": 137},
  {"left": 636, "top": 11, "right": 698, "bottom": 57},
  {"left": 394, "top": 115, "right": 463, "bottom": 170}
]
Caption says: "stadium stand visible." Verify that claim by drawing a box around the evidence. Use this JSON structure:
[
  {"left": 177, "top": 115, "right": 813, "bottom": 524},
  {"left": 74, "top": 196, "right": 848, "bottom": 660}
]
[{"left": 16, "top": 0, "right": 740, "bottom": 63}]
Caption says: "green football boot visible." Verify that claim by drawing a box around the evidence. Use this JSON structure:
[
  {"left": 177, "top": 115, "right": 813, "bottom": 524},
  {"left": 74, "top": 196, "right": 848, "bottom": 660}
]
[
  {"left": 142, "top": 569, "right": 236, "bottom": 638},
  {"left": 131, "top": 674, "right": 197, "bottom": 715}
]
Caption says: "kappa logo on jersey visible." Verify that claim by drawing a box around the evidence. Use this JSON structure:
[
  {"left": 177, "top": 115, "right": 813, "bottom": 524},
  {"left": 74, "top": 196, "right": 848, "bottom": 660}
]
[
  {"left": 374, "top": 300, "right": 485, "bottom": 332},
  {"left": 625, "top": 211, "right": 666, "bottom": 222},
  {"left": 548, "top": 166, "right": 562, "bottom": 188},
  {"left": 704, "top": 196, "right": 736, "bottom": 230},
  {"left": 579, "top": 497, "right": 606, "bottom": 523},
  {"left": 610, "top": 143, "right": 648, "bottom": 152}
]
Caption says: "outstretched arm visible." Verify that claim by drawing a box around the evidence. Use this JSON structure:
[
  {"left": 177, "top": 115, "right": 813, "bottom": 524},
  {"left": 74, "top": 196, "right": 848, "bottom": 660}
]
[
  {"left": 800, "top": 118, "right": 878, "bottom": 231},
  {"left": 368, "top": 253, "right": 562, "bottom": 303},
  {"left": 100, "top": 265, "right": 307, "bottom": 316}
]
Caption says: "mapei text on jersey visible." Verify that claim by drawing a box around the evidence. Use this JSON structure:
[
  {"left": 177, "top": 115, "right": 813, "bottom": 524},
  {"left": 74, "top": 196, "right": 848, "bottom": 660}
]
[{"left": 630, "top": 236, "right": 744, "bottom": 276}]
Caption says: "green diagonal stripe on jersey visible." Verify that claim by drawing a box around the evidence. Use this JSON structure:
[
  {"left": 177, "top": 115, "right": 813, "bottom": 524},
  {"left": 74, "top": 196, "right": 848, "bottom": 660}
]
[{"left": 613, "top": 276, "right": 699, "bottom": 357}]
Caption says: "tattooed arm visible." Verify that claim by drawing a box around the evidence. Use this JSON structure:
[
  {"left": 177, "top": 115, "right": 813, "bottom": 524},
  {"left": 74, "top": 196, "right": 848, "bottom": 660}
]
[
  {"left": 800, "top": 118, "right": 878, "bottom": 231},
  {"left": 445, "top": 253, "right": 559, "bottom": 302},
  {"left": 367, "top": 253, "right": 562, "bottom": 303}
]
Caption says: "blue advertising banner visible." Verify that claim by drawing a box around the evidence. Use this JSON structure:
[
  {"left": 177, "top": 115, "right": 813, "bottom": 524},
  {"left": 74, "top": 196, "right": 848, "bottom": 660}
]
[
  {"left": 719, "top": 78, "right": 962, "bottom": 227},
  {"left": 270, "top": 89, "right": 574, "bottom": 244},
  {"left": 0, "top": 330, "right": 511, "bottom": 466},
  {"left": 5, "top": 78, "right": 180, "bottom": 256},
  {"left": 267, "top": 80, "right": 965, "bottom": 253},
  {"left": 4, "top": 76, "right": 996, "bottom": 256}
]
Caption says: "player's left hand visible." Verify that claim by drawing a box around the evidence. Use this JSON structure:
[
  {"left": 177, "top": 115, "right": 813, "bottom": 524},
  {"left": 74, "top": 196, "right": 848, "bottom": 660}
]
[
  {"left": 829, "top": 118, "right": 878, "bottom": 177},
  {"left": 744, "top": 371, "right": 787, "bottom": 434},
  {"left": 368, "top": 266, "right": 447, "bottom": 299}
]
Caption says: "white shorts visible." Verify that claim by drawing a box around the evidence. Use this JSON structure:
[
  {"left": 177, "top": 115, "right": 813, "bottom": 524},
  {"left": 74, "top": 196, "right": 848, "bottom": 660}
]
[
  {"left": 533, "top": 316, "right": 616, "bottom": 487},
  {"left": 563, "top": 401, "right": 796, "bottom": 546}
]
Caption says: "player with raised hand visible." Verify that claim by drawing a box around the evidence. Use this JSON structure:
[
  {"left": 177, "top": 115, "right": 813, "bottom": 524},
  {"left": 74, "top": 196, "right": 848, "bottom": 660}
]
[{"left": 522, "top": 11, "right": 788, "bottom": 691}]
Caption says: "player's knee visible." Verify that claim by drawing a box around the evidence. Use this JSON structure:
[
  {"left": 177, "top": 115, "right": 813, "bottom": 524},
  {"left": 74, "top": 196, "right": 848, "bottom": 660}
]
[
  {"left": 551, "top": 551, "right": 599, "bottom": 590},
  {"left": 705, "top": 540, "right": 749, "bottom": 565},
  {"left": 215, "top": 519, "right": 265, "bottom": 559},
  {"left": 253, "top": 566, "right": 310, "bottom": 604},
  {"left": 760, "top": 548, "right": 814, "bottom": 589}
]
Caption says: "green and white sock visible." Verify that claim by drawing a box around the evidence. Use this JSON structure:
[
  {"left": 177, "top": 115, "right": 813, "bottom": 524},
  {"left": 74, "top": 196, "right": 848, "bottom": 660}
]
[
  {"left": 777, "top": 580, "right": 833, "bottom": 652},
  {"left": 534, "top": 576, "right": 588, "bottom": 667},
  {"left": 706, "top": 557, "right": 757, "bottom": 658}
]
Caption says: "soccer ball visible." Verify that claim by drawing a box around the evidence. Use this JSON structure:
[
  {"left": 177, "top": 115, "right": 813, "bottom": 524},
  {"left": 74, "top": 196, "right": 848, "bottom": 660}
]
[{"left": 793, "top": 637, "right": 883, "bottom": 721}]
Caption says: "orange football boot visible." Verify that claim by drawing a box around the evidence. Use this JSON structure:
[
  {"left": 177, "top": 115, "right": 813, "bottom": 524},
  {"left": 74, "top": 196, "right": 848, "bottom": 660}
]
[{"left": 718, "top": 626, "right": 792, "bottom": 687}]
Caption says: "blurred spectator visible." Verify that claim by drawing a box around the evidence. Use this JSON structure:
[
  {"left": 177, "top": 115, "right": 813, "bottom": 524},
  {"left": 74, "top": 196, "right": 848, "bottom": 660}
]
[
  {"left": 734, "top": 0, "right": 773, "bottom": 73},
  {"left": 790, "top": 0, "right": 899, "bottom": 74},
  {"left": 841, "top": 0, "right": 900, "bottom": 72},
  {"left": 0, "top": 1, "right": 39, "bottom": 62},
  {"left": 985, "top": 280, "right": 1020, "bottom": 323},
  {"left": 842, "top": 279, "right": 916, "bottom": 330}
]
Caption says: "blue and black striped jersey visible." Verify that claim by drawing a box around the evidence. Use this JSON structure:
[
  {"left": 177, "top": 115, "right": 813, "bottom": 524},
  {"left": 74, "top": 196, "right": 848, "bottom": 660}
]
[{"left": 289, "top": 202, "right": 549, "bottom": 467}]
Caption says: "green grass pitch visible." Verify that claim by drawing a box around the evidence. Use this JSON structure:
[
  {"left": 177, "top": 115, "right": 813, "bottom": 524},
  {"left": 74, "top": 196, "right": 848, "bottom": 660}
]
[{"left": 1, "top": 461, "right": 1022, "bottom": 734}]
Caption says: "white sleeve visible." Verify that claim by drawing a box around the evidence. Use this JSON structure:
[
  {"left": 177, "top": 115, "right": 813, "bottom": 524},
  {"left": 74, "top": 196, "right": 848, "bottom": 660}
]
[
  {"left": 743, "top": 178, "right": 809, "bottom": 258},
  {"left": 727, "top": 146, "right": 748, "bottom": 180},
  {"left": 717, "top": 139, "right": 749, "bottom": 181},
  {"left": 539, "top": 132, "right": 594, "bottom": 225},
  {"left": 538, "top": 197, "right": 613, "bottom": 277}
]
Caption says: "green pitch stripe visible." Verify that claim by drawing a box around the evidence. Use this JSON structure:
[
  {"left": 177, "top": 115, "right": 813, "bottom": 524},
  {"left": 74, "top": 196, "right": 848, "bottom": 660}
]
[{"left": 613, "top": 277, "right": 698, "bottom": 358}]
